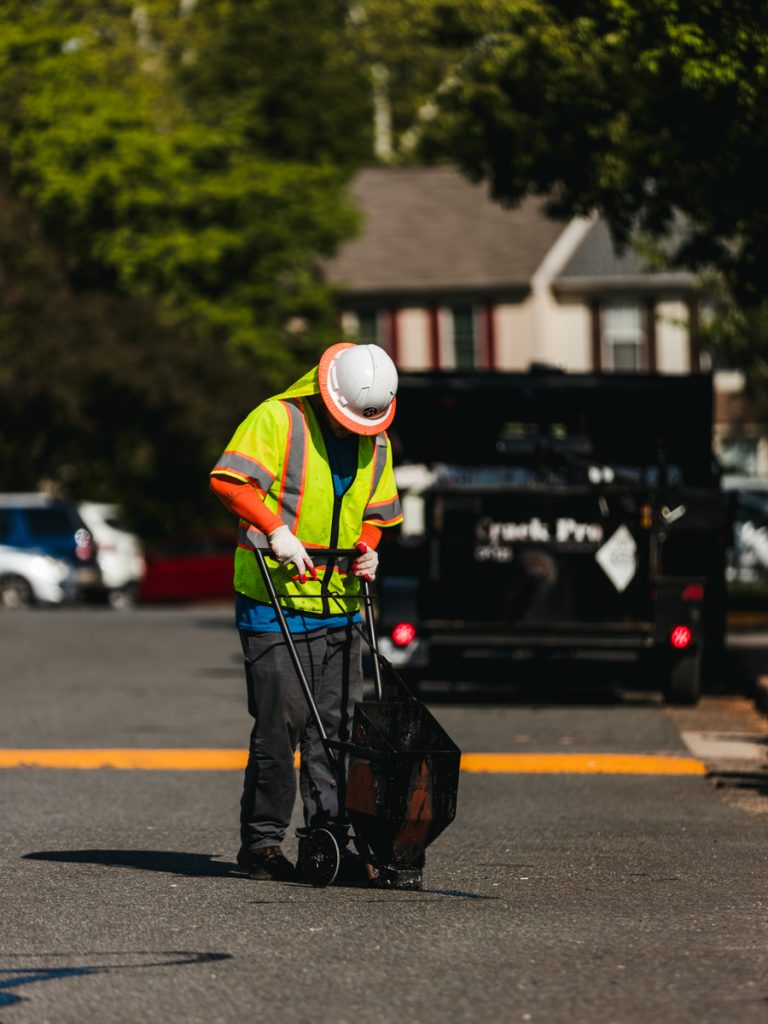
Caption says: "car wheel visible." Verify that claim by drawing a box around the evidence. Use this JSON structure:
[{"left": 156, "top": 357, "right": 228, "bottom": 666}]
[
  {"left": 107, "top": 584, "right": 138, "bottom": 610},
  {"left": 0, "top": 574, "right": 34, "bottom": 610}
]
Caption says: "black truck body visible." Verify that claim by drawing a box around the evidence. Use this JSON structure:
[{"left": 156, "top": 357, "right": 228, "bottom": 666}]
[{"left": 378, "top": 370, "right": 727, "bottom": 704}]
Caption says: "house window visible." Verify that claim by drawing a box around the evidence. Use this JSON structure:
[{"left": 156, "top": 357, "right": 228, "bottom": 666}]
[
  {"left": 602, "top": 300, "right": 645, "bottom": 371},
  {"left": 449, "top": 305, "right": 479, "bottom": 369},
  {"left": 355, "top": 310, "right": 381, "bottom": 345}
]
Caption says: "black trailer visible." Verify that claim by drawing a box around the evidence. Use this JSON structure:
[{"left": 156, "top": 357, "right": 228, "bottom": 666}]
[{"left": 378, "top": 370, "right": 728, "bottom": 704}]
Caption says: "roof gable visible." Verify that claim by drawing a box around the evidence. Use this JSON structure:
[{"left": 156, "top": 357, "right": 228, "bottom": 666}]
[{"left": 556, "top": 219, "right": 695, "bottom": 291}]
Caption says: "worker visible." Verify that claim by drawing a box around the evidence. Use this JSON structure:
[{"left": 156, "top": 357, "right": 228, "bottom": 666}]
[{"left": 210, "top": 342, "right": 403, "bottom": 881}]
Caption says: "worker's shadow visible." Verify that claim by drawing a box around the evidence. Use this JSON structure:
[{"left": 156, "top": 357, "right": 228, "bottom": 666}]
[
  {"left": 23, "top": 851, "right": 493, "bottom": 898},
  {"left": 23, "top": 849, "right": 239, "bottom": 878}
]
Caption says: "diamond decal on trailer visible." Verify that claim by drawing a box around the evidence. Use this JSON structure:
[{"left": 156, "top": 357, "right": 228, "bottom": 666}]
[{"left": 595, "top": 525, "right": 637, "bottom": 592}]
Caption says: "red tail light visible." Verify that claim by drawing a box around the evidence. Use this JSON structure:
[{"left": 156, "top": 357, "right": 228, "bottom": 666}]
[
  {"left": 670, "top": 625, "right": 692, "bottom": 650},
  {"left": 391, "top": 622, "right": 417, "bottom": 647},
  {"left": 74, "top": 528, "right": 95, "bottom": 562}
]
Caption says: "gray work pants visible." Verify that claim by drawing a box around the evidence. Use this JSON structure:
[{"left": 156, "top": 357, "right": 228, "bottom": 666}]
[{"left": 239, "top": 626, "right": 362, "bottom": 852}]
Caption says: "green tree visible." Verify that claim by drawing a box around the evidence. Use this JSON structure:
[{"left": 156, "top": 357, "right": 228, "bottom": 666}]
[
  {"left": 0, "top": 0, "right": 364, "bottom": 380},
  {"left": 415, "top": 0, "right": 768, "bottom": 306},
  {"left": 172, "top": 0, "right": 373, "bottom": 167},
  {"left": 0, "top": 0, "right": 384, "bottom": 535},
  {"left": 346, "top": 0, "right": 465, "bottom": 160},
  {"left": 698, "top": 279, "right": 768, "bottom": 417},
  {"left": 0, "top": 188, "right": 265, "bottom": 538}
]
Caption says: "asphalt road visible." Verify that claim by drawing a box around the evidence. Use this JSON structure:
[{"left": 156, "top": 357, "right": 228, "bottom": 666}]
[{"left": 2, "top": 606, "right": 768, "bottom": 1024}]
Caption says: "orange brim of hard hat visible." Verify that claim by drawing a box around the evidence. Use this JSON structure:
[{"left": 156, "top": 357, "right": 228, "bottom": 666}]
[{"left": 318, "top": 342, "right": 397, "bottom": 436}]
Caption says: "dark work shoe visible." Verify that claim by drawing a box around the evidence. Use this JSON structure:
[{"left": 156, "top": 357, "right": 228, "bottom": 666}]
[{"left": 237, "top": 845, "right": 296, "bottom": 881}]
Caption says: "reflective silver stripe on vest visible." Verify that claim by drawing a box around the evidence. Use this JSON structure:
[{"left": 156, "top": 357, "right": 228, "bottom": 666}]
[
  {"left": 278, "top": 400, "right": 308, "bottom": 533},
  {"left": 238, "top": 522, "right": 270, "bottom": 551},
  {"left": 212, "top": 451, "right": 274, "bottom": 491},
  {"left": 363, "top": 496, "right": 403, "bottom": 523},
  {"left": 369, "top": 433, "right": 388, "bottom": 501}
]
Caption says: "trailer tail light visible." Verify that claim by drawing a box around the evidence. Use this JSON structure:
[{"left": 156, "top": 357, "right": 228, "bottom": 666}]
[
  {"left": 391, "top": 622, "right": 417, "bottom": 647},
  {"left": 670, "top": 625, "right": 693, "bottom": 650},
  {"left": 682, "top": 583, "right": 704, "bottom": 602}
]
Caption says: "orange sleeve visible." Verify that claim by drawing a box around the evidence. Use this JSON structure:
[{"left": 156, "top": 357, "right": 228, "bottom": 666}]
[
  {"left": 212, "top": 476, "right": 382, "bottom": 550},
  {"left": 210, "top": 475, "right": 284, "bottom": 537},
  {"left": 357, "top": 523, "right": 382, "bottom": 550}
]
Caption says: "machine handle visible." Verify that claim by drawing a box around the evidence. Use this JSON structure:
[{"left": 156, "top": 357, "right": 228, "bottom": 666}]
[
  {"left": 360, "top": 576, "right": 384, "bottom": 701},
  {"left": 252, "top": 548, "right": 337, "bottom": 772},
  {"left": 254, "top": 546, "right": 384, "bottom": 705},
  {"left": 306, "top": 548, "right": 360, "bottom": 559}
]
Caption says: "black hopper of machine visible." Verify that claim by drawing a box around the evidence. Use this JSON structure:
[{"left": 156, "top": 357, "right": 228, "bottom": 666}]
[{"left": 345, "top": 669, "right": 461, "bottom": 890}]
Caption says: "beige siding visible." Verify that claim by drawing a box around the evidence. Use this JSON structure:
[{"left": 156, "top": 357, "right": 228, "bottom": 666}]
[
  {"left": 437, "top": 307, "right": 454, "bottom": 368},
  {"left": 340, "top": 311, "right": 358, "bottom": 337},
  {"left": 495, "top": 299, "right": 537, "bottom": 370},
  {"left": 397, "top": 308, "right": 431, "bottom": 369},
  {"left": 655, "top": 300, "right": 690, "bottom": 373},
  {"left": 546, "top": 298, "right": 592, "bottom": 371}
]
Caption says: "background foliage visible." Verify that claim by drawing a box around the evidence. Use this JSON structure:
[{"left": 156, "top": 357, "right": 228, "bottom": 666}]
[
  {"left": 2, "top": 1, "right": 767, "bottom": 537},
  {"left": 0, "top": 0, "right": 371, "bottom": 535},
  {"left": 415, "top": 0, "right": 768, "bottom": 309}
]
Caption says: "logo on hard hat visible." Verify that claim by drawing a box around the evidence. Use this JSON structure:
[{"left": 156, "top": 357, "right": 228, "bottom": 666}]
[{"left": 362, "top": 407, "right": 379, "bottom": 417}]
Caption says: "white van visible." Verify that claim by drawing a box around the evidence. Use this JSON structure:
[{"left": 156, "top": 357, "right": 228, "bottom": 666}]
[{"left": 78, "top": 503, "right": 146, "bottom": 608}]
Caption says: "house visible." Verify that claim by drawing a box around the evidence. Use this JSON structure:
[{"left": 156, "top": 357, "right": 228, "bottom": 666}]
[{"left": 325, "top": 165, "right": 765, "bottom": 475}]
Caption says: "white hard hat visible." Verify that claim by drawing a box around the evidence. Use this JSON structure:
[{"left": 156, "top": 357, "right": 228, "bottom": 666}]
[{"left": 318, "top": 342, "right": 398, "bottom": 435}]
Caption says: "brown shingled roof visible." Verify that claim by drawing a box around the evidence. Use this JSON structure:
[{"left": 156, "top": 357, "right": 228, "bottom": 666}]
[{"left": 325, "top": 166, "right": 568, "bottom": 296}]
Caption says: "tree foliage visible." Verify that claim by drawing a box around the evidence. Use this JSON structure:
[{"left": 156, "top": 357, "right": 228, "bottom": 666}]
[
  {"left": 699, "top": 279, "right": 768, "bottom": 419},
  {"left": 0, "top": 0, "right": 365, "bottom": 377},
  {"left": 0, "top": 189, "right": 268, "bottom": 537},
  {"left": 0, "top": 1, "right": 378, "bottom": 534},
  {"left": 173, "top": 0, "right": 373, "bottom": 167},
  {"left": 346, "top": 0, "right": 464, "bottom": 156},
  {"left": 415, "top": 0, "right": 768, "bottom": 306}
]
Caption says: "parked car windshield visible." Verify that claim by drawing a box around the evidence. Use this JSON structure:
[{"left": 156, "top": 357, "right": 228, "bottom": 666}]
[{"left": 24, "top": 508, "right": 78, "bottom": 535}]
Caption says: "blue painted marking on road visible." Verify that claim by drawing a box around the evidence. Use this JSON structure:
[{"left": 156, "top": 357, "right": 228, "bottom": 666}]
[
  {"left": 0, "top": 952, "right": 233, "bottom": 1012},
  {"left": 0, "top": 967, "right": 98, "bottom": 1007}
]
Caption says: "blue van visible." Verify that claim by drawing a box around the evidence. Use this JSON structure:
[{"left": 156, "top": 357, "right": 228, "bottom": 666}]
[{"left": 0, "top": 494, "right": 102, "bottom": 605}]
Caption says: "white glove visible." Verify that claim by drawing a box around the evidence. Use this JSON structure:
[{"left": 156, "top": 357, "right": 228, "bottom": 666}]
[
  {"left": 352, "top": 542, "right": 379, "bottom": 582},
  {"left": 268, "top": 526, "right": 317, "bottom": 582}
]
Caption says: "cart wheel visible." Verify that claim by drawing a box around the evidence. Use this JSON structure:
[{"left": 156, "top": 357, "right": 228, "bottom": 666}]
[{"left": 299, "top": 828, "right": 340, "bottom": 887}]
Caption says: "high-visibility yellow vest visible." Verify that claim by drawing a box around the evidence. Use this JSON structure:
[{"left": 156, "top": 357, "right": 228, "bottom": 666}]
[{"left": 211, "top": 381, "right": 402, "bottom": 616}]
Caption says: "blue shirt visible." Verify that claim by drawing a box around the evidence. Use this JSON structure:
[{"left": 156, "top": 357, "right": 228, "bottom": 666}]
[{"left": 237, "top": 412, "right": 362, "bottom": 634}]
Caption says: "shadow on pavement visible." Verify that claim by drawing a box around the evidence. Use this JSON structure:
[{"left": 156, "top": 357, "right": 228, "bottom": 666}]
[
  {"left": 709, "top": 770, "right": 768, "bottom": 795},
  {"left": 23, "top": 849, "right": 239, "bottom": 877},
  {"left": 0, "top": 951, "right": 232, "bottom": 1011},
  {"left": 22, "top": 852, "right": 495, "bottom": 900}
]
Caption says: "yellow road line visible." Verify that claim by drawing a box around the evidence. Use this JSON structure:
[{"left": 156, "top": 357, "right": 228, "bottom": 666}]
[
  {"left": 460, "top": 753, "right": 706, "bottom": 776},
  {"left": 0, "top": 749, "right": 247, "bottom": 771},
  {"left": 0, "top": 749, "right": 706, "bottom": 775}
]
